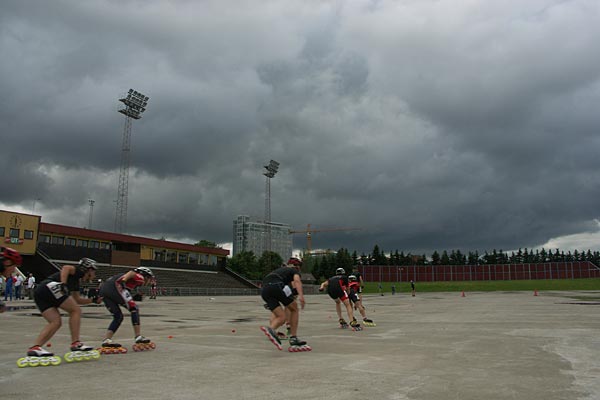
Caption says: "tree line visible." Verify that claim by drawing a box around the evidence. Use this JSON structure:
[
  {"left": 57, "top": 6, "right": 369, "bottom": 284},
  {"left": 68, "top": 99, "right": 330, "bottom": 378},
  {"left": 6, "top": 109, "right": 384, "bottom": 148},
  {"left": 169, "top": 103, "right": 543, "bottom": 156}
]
[{"left": 227, "top": 245, "right": 600, "bottom": 282}]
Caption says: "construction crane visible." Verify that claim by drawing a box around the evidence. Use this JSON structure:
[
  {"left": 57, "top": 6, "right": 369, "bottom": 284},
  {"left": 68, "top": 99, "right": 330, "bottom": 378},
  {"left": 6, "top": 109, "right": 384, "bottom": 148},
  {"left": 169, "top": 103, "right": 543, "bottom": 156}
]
[{"left": 289, "top": 224, "right": 361, "bottom": 256}]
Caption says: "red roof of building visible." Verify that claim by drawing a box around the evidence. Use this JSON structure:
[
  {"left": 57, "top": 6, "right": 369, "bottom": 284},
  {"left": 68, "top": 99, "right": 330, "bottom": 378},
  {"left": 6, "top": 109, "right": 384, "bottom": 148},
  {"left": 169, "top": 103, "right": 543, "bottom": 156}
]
[{"left": 39, "top": 222, "right": 229, "bottom": 256}]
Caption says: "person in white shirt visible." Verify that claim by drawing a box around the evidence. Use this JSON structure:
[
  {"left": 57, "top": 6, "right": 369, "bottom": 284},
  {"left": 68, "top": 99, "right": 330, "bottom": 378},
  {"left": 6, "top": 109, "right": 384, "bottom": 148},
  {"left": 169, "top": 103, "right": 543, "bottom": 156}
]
[
  {"left": 26, "top": 273, "right": 36, "bottom": 300},
  {"left": 14, "top": 274, "right": 24, "bottom": 300}
]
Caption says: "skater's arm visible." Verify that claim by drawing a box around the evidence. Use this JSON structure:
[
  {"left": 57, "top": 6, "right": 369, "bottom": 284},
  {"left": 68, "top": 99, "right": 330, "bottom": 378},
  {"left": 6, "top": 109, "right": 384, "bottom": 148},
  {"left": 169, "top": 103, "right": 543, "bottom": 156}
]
[
  {"left": 60, "top": 265, "right": 76, "bottom": 284},
  {"left": 318, "top": 281, "right": 329, "bottom": 291},
  {"left": 292, "top": 274, "right": 305, "bottom": 309}
]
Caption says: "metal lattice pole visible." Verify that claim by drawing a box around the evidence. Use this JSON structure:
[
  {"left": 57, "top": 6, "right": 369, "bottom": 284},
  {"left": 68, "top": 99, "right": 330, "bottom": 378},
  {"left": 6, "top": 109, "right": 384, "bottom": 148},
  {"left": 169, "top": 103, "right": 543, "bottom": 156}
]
[
  {"left": 114, "top": 116, "right": 132, "bottom": 232},
  {"left": 114, "top": 89, "right": 149, "bottom": 233},
  {"left": 264, "top": 175, "right": 271, "bottom": 253}
]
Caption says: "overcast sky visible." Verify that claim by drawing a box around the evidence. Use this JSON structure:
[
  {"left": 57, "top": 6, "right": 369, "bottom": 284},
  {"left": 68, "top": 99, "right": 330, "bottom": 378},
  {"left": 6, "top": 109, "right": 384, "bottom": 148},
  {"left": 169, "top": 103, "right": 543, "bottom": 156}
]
[{"left": 2, "top": 0, "right": 600, "bottom": 257}]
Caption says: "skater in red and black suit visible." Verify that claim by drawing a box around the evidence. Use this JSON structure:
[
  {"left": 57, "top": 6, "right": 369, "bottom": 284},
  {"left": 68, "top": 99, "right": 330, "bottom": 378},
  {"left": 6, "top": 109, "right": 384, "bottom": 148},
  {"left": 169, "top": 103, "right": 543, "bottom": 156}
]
[
  {"left": 348, "top": 275, "right": 375, "bottom": 326},
  {"left": 99, "top": 267, "right": 155, "bottom": 348},
  {"left": 260, "top": 259, "right": 308, "bottom": 350},
  {"left": 319, "top": 268, "right": 361, "bottom": 330},
  {"left": 0, "top": 247, "right": 21, "bottom": 313},
  {"left": 28, "top": 258, "right": 101, "bottom": 357}
]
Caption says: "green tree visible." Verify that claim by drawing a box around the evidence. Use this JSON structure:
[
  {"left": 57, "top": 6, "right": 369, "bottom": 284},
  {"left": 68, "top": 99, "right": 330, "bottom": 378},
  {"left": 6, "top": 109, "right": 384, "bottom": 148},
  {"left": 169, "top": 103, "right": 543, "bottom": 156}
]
[
  {"left": 258, "top": 251, "right": 283, "bottom": 279},
  {"left": 195, "top": 239, "right": 218, "bottom": 248},
  {"left": 227, "top": 251, "right": 259, "bottom": 279}
]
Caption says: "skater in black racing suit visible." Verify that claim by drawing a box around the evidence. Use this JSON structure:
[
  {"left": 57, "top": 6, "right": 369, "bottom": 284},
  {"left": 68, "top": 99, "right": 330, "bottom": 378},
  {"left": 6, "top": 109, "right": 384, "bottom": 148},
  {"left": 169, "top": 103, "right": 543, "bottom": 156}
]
[{"left": 260, "top": 260, "right": 308, "bottom": 349}]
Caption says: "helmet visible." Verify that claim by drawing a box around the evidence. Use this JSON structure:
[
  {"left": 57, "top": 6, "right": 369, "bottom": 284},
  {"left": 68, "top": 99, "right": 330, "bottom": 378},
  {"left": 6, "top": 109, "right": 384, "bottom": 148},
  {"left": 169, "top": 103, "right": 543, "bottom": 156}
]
[
  {"left": 2, "top": 247, "right": 22, "bottom": 266},
  {"left": 348, "top": 275, "right": 357, "bottom": 281},
  {"left": 287, "top": 257, "right": 302, "bottom": 266},
  {"left": 78, "top": 258, "right": 97, "bottom": 271},
  {"left": 134, "top": 267, "right": 154, "bottom": 278},
  {"left": 335, "top": 268, "right": 345, "bottom": 275}
]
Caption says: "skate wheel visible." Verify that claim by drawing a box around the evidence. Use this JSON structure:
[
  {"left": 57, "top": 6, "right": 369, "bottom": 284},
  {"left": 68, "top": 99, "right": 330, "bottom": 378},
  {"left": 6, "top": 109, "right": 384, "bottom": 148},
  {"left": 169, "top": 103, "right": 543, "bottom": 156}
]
[
  {"left": 29, "top": 358, "right": 40, "bottom": 367},
  {"left": 17, "top": 358, "right": 28, "bottom": 368},
  {"left": 149, "top": 342, "right": 156, "bottom": 349},
  {"left": 40, "top": 358, "right": 50, "bottom": 366},
  {"left": 119, "top": 347, "right": 128, "bottom": 354},
  {"left": 50, "top": 357, "right": 61, "bottom": 366},
  {"left": 91, "top": 350, "right": 100, "bottom": 359},
  {"left": 132, "top": 345, "right": 140, "bottom": 352},
  {"left": 64, "top": 353, "right": 74, "bottom": 363}
]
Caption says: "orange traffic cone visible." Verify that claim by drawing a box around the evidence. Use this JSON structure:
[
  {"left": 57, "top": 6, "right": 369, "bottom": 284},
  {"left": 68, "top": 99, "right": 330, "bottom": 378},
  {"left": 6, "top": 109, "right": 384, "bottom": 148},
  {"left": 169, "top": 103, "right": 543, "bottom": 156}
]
[
  {"left": 533, "top": 289, "right": 538, "bottom": 296},
  {"left": 461, "top": 291, "right": 466, "bottom": 297}
]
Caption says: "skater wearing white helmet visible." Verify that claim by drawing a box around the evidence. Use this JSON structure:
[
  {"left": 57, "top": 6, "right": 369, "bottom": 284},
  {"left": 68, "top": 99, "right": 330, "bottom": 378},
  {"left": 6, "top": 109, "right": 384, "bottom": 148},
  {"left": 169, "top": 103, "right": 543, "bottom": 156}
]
[
  {"left": 319, "top": 267, "right": 361, "bottom": 330},
  {"left": 99, "top": 267, "right": 155, "bottom": 350},
  {"left": 28, "top": 258, "right": 101, "bottom": 357}
]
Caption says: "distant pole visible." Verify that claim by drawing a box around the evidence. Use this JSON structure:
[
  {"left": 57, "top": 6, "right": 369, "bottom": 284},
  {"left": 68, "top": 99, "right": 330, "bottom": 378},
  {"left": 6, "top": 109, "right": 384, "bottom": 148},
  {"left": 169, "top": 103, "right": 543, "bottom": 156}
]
[
  {"left": 263, "top": 160, "right": 279, "bottom": 258},
  {"left": 32, "top": 198, "right": 41, "bottom": 214},
  {"left": 114, "top": 89, "right": 150, "bottom": 233},
  {"left": 88, "top": 199, "right": 95, "bottom": 229}
]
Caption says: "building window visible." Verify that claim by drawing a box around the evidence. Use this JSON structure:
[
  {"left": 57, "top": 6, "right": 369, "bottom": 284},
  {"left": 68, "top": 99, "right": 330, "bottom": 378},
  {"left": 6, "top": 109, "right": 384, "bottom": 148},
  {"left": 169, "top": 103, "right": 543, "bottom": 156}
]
[
  {"left": 77, "top": 239, "right": 88, "bottom": 247},
  {"left": 0, "top": 227, "right": 4, "bottom": 237},
  {"left": 39, "top": 234, "right": 50, "bottom": 244},
  {"left": 167, "top": 251, "right": 177, "bottom": 263},
  {"left": 24, "top": 230, "right": 34, "bottom": 240},
  {"left": 65, "top": 238, "right": 77, "bottom": 246},
  {"left": 90, "top": 241, "right": 100, "bottom": 249},
  {"left": 51, "top": 236, "right": 65, "bottom": 245},
  {"left": 101, "top": 242, "right": 111, "bottom": 250},
  {"left": 189, "top": 253, "right": 198, "bottom": 264},
  {"left": 154, "top": 250, "right": 165, "bottom": 262},
  {"left": 9, "top": 228, "right": 19, "bottom": 238},
  {"left": 178, "top": 253, "right": 188, "bottom": 264}
]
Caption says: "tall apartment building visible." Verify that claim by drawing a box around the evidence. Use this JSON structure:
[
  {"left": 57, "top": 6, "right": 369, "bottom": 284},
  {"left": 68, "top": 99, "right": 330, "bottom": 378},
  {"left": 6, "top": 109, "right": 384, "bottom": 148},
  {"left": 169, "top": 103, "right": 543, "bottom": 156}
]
[{"left": 233, "top": 215, "right": 292, "bottom": 261}]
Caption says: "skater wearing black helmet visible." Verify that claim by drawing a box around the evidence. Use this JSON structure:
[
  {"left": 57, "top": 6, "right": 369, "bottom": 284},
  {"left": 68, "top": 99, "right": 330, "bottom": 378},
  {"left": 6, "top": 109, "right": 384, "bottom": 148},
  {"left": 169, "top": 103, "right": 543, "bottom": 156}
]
[
  {"left": 319, "top": 267, "right": 361, "bottom": 330},
  {"left": 28, "top": 258, "right": 101, "bottom": 357},
  {"left": 260, "top": 258, "right": 310, "bottom": 351},
  {"left": 0, "top": 247, "right": 22, "bottom": 312},
  {"left": 99, "top": 267, "right": 155, "bottom": 351}
]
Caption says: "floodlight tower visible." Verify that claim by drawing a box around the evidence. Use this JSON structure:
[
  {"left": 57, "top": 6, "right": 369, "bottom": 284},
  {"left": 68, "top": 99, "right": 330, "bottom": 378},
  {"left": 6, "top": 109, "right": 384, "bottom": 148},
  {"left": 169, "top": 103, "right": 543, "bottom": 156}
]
[
  {"left": 88, "top": 199, "right": 95, "bottom": 229},
  {"left": 114, "top": 89, "right": 149, "bottom": 233},
  {"left": 263, "top": 160, "right": 280, "bottom": 253}
]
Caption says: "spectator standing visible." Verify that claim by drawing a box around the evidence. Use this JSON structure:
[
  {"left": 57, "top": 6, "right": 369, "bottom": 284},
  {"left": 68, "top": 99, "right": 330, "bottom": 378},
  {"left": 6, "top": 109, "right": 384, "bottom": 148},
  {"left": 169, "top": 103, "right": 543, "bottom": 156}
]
[
  {"left": 14, "top": 273, "right": 24, "bottom": 300},
  {"left": 4, "top": 273, "right": 14, "bottom": 301},
  {"left": 410, "top": 280, "right": 416, "bottom": 297},
  {"left": 26, "top": 273, "right": 36, "bottom": 300}
]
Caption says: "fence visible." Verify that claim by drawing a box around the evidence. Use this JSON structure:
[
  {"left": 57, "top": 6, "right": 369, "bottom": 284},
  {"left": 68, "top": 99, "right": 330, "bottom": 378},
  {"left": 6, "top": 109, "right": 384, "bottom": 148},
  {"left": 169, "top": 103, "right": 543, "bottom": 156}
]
[{"left": 359, "top": 261, "right": 600, "bottom": 283}]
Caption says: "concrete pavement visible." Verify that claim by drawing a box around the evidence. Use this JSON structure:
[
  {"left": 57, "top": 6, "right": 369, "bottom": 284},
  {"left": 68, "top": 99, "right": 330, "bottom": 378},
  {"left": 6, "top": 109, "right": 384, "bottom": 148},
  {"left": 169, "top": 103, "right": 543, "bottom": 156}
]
[{"left": 1, "top": 290, "right": 599, "bottom": 399}]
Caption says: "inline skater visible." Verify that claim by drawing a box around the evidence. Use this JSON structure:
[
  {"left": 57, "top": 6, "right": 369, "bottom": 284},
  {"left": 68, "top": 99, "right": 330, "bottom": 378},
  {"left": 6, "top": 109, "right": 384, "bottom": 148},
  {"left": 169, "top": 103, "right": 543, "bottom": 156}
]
[
  {"left": 260, "top": 259, "right": 309, "bottom": 351},
  {"left": 319, "top": 268, "right": 361, "bottom": 330},
  {"left": 348, "top": 275, "right": 375, "bottom": 326},
  {"left": 28, "top": 258, "right": 101, "bottom": 356},
  {"left": 0, "top": 248, "right": 21, "bottom": 313},
  {"left": 99, "top": 267, "right": 155, "bottom": 350}
]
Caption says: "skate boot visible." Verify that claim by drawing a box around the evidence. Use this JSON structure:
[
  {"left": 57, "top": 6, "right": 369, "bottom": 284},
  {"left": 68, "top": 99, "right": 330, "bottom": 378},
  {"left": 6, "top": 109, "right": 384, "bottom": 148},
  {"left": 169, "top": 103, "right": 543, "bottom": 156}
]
[
  {"left": 18, "top": 346, "right": 61, "bottom": 368},
  {"left": 362, "top": 318, "right": 376, "bottom": 327},
  {"left": 70, "top": 341, "right": 94, "bottom": 351},
  {"left": 100, "top": 338, "right": 127, "bottom": 354},
  {"left": 65, "top": 341, "right": 100, "bottom": 363},
  {"left": 260, "top": 326, "right": 282, "bottom": 350},
  {"left": 27, "top": 345, "right": 54, "bottom": 357},
  {"left": 350, "top": 319, "right": 363, "bottom": 331},
  {"left": 339, "top": 318, "right": 349, "bottom": 329},
  {"left": 133, "top": 335, "right": 156, "bottom": 352},
  {"left": 288, "top": 336, "right": 312, "bottom": 352}
]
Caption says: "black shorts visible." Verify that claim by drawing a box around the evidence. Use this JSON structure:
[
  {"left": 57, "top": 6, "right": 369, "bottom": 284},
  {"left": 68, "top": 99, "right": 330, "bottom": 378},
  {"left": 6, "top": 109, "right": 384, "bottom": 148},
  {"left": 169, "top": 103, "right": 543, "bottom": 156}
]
[
  {"left": 327, "top": 285, "right": 348, "bottom": 302},
  {"left": 34, "top": 282, "right": 69, "bottom": 313},
  {"left": 99, "top": 281, "right": 125, "bottom": 305},
  {"left": 261, "top": 282, "right": 295, "bottom": 311}
]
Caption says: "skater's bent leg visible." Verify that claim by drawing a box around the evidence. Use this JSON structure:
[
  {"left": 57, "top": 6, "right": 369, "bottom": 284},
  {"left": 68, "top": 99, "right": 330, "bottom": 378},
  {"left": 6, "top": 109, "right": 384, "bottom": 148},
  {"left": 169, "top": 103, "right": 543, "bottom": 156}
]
[
  {"left": 104, "top": 300, "right": 123, "bottom": 340},
  {"left": 343, "top": 299, "right": 355, "bottom": 321},
  {"left": 34, "top": 308, "right": 62, "bottom": 346},
  {"left": 286, "top": 301, "right": 299, "bottom": 337},
  {"left": 335, "top": 300, "right": 343, "bottom": 319},
  {"left": 269, "top": 306, "right": 286, "bottom": 330},
  {"left": 59, "top": 297, "right": 82, "bottom": 343}
]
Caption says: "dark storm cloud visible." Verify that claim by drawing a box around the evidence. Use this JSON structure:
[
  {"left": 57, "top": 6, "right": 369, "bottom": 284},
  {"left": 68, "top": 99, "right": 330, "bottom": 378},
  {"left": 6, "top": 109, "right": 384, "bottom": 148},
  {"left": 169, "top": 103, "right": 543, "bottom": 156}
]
[{"left": 2, "top": 0, "right": 600, "bottom": 256}]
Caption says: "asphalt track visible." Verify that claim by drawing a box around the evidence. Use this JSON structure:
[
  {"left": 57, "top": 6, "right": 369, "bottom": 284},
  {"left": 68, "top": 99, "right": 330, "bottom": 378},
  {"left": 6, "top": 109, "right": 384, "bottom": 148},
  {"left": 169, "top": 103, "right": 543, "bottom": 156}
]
[{"left": 1, "top": 291, "right": 599, "bottom": 400}]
